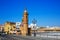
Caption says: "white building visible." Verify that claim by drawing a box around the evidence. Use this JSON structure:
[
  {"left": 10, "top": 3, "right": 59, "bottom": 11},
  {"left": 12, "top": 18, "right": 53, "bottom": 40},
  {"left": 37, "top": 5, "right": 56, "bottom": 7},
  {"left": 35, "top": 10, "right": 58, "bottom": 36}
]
[
  {"left": 29, "top": 23, "right": 39, "bottom": 30},
  {"left": 16, "top": 22, "right": 21, "bottom": 28},
  {"left": 0, "top": 25, "right": 4, "bottom": 32}
]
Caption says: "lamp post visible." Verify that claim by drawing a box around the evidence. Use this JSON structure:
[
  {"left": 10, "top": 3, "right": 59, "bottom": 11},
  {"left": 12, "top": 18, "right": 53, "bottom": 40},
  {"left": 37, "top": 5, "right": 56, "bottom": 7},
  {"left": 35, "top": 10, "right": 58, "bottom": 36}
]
[{"left": 32, "top": 19, "right": 37, "bottom": 37}]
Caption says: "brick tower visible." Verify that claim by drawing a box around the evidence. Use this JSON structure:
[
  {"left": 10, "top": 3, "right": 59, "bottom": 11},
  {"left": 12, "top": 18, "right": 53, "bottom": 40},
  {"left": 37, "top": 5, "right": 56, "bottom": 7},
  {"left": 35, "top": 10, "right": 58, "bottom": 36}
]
[
  {"left": 20, "top": 9, "right": 28, "bottom": 36},
  {"left": 23, "top": 9, "right": 28, "bottom": 36}
]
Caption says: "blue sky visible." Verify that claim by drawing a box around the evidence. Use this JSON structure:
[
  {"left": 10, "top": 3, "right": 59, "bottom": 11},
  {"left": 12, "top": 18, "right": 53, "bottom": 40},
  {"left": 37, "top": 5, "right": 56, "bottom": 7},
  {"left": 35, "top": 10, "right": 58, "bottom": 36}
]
[{"left": 0, "top": 0, "right": 60, "bottom": 26}]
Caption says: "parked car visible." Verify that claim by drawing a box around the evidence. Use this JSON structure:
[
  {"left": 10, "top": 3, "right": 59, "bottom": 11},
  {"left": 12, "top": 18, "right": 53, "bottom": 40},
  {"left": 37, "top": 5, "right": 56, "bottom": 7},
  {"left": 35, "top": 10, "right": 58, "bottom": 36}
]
[{"left": 0, "top": 32, "right": 7, "bottom": 37}]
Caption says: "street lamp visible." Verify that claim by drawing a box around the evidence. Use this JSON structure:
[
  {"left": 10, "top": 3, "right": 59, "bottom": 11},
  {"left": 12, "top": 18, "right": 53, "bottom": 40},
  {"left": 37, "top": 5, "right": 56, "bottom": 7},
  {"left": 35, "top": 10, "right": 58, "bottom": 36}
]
[{"left": 32, "top": 19, "right": 37, "bottom": 37}]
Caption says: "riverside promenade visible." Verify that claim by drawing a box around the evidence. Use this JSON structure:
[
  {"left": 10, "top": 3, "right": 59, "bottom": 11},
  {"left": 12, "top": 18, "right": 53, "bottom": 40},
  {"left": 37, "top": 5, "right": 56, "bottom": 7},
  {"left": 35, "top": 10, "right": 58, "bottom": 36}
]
[{"left": 0, "top": 32, "right": 60, "bottom": 40}]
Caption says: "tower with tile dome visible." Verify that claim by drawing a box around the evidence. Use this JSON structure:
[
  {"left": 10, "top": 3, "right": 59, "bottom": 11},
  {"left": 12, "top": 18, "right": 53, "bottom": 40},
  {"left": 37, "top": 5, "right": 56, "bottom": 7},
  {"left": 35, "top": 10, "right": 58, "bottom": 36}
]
[{"left": 20, "top": 9, "right": 28, "bottom": 36}]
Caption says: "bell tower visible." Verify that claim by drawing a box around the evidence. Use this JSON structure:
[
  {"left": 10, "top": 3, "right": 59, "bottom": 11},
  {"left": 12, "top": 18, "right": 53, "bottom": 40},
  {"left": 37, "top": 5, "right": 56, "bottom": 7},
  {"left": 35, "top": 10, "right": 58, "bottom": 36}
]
[
  {"left": 23, "top": 9, "right": 28, "bottom": 36},
  {"left": 20, "top": 9, "right": 28, "bottom": 36},
  {"left": 20, "top": 9, "right": 31, "bottom": 36}
]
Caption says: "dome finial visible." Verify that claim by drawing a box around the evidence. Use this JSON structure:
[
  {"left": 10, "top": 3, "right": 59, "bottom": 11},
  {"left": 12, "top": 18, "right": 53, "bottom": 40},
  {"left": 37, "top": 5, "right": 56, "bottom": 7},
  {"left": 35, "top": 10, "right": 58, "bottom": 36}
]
[{"left": 24, "top": 8, "right": 27, "bottom": 12}]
